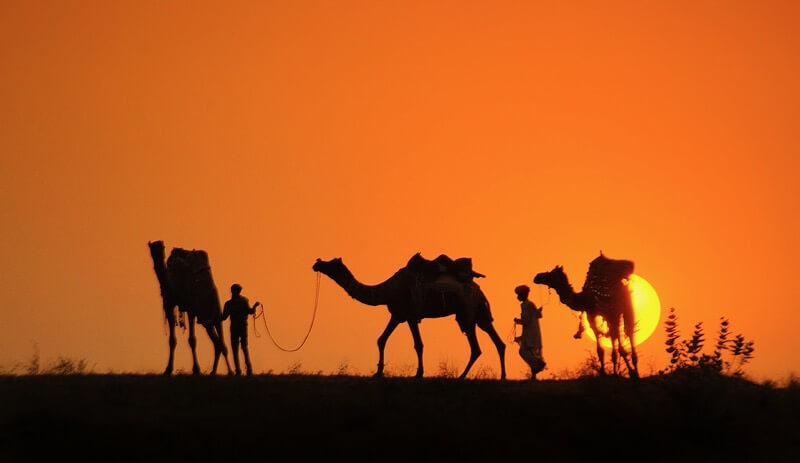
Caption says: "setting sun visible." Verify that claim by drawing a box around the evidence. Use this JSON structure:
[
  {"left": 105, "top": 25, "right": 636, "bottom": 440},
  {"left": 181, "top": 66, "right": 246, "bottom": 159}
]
[{"left": 583, "top": 274, "right": 661, "bottom": 349}]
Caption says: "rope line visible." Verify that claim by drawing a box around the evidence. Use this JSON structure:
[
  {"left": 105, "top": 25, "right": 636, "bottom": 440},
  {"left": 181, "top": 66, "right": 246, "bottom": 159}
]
[
  {"left": 506, "top": 320, "right": 517, "bottom": 344},
  {"left": 252, "top": 272, "right": 321, "bottom": 352}
]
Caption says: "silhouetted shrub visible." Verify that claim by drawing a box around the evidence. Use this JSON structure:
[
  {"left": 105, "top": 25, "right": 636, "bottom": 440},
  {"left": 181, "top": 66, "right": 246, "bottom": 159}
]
[
  {"left": 470, "top": 364, "right": 497, "bottom": 380},
  {"left": 385, "top": 363, "right": 416, "bottom": 377},
  {"left": 286, "top": 361, "right": 304, "bottom": 375},
  {"left": 334, "top": 360, "right": 352, "bottom": 376},
  {"left": 544, "top": 353, "right": 600, "bottom": 380},
  {"left": 436, "top": 359, "right": 459, "bottom": 378},
  {"left": 25, "top": 344, "right": 40, "bottom": 375},
  {"left": 660, "top": 307, "right": 754, "bottom": 376}
]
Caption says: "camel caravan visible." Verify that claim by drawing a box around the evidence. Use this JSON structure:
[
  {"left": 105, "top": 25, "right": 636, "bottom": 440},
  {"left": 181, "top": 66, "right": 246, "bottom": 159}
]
[{"left": 149, "top": 240, "right": 639, "bottom": 379}]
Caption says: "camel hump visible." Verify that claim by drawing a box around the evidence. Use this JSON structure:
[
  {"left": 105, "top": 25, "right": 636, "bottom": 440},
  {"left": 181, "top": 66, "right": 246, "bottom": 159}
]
[
  {"left": 583, "top": 254, "right": 635, "bottom": 299},
  {"left": 166, "top": 247, "right": 222, "bottom": 324},
  {"left": 405, "top": 253, "right": 484, "bottom": 282}
]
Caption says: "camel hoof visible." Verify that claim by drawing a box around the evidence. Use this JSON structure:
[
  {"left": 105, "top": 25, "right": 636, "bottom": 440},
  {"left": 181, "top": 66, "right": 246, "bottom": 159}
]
[
  {"left": 415, "top": 371, "right": 424, "bottom": 378},
  {"left": 373, "top": 371, "right": 384, "bottom": 378},
  {"left": 163, "top": 368, "right": 173, "bottom": 376}
]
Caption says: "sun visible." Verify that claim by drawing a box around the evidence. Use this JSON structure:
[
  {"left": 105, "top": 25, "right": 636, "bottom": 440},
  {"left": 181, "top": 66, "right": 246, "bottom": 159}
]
[{"left": 582, "top": 274, "right": 661, "bottom": 349}]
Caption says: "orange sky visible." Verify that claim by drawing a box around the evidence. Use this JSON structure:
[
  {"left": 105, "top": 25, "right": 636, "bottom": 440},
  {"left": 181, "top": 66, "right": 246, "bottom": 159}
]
[{"left": 1, "top": 1, "right": 798, "bottom": 380}]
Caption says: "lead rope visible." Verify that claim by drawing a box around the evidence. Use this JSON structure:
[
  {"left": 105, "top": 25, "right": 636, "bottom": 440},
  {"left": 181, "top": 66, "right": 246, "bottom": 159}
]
[
  {"left": 507, "top": 321, "right": 517, "bottom": 344},
  {"left": 252, "top": 272, "right": 321, "bottom": 352}
]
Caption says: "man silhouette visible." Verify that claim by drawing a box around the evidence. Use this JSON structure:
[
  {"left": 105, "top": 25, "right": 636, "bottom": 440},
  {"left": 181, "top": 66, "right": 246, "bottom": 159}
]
[
  {"left": 513, "top": 285, "right": 546, "bottom": 380},
  {"left": 222, "top": 283, "right": 260, "bottom": 376}
]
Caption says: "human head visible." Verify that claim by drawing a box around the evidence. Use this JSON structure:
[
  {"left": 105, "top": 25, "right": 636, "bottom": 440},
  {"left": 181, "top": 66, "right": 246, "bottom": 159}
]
[
  {"left": 514, "top": 285, "right": 530, "bottom": 301},
  {"left": 231, "top": 283, "right": 242, "bottom": 295}
]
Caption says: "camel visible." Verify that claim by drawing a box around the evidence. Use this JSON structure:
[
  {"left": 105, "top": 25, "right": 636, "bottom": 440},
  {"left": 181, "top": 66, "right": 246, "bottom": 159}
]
[
  {"left": 312, "top": 255, "right": 506, "bottom": 379},
  {"left": 148, "top": 241, "right": 232, "bottom": 375},
  {"left": 533, "top": 253, "right": 640, "bottom": 378}
]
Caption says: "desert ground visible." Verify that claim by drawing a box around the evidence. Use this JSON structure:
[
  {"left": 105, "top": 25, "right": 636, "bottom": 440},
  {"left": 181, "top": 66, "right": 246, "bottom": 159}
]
[{"left": 1, "top": 373, "right": 799, "bottom": 461}]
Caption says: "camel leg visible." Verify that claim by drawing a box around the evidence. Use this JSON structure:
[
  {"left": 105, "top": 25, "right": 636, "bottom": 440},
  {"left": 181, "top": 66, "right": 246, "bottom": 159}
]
[
  {"left": 459, "top": 324, "right": 482, "bottom": 379},
  {"left": 611, "top": 340, "right": 619, "bottom": 376},
  {"left": 617, "top": 342, "right": 636, "bottom": 378},
  {"left": 609, "top": 324, "right": 621, "bottom": 376},
  {"left": 628, "top": 344, "right": 639, "bottom": 379},
  {"left": 204, "top": 323, "right": 220, "bottom": 375},
  {"left": 477, "top": 320, "right": 506, "bottom": 380},
  {"left": 408, "top": 321, "right": 424, "bottom": 378},
  {"left": 203, "top": 322, "right": 231, "bottom": 376},
  {"left": 164, "top": 312, "right": 177, "bottom": 376},
  {"left": 375, "top": 316, "right": 401, "bottom": 377},
  {"left": 188, "top": 315, "right": 201, "bottom": 375},
  {"left": 622, "top": 303, "right": 639, "bottom": 378},
  {"left": 588, "top": 317, "right": 605, "bottom": 376},
  {"left": 214, "top": 321, "right": 232, "bottom": 375}
]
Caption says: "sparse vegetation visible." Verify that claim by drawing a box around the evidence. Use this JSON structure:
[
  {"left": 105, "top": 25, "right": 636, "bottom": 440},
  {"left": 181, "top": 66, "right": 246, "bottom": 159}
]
[
  {"left": 0, "top": 344, "right": 92, "bottom": 376},
  {"left": 661, "top": 307, "right": 755, "bottom": 376},
  {"left": 286, "top": 361, "right": 304, "bottom": 375},
  {"left": 384, "top": 363, "right": 416, "bottom": 377},
  {"left": 333, "top": 360, "right": 359, "bottom": 376},
  {"left": 27, "top": 345, "right": 41, "bottom": 374},
  {"left": 46, "top": 356, "right": 90, "bottom": 375},
  {"left": 470, "top": 364, "right": 497, "bottom": 380},
  {"left": 436, "top": 359, "right": 459, "bottom": 378},
  {"left": 545, "top": 353, "right": 600, "bottom": 380}
]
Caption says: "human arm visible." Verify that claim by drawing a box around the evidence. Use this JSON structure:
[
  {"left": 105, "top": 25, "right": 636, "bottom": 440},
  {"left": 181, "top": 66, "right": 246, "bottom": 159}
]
[{"left": 249, "top": 301, "right": 260, "bottom": 315}]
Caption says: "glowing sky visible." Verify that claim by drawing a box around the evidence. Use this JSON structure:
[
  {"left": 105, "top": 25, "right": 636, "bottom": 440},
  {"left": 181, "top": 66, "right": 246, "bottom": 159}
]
[{"left": 1, "top": 1, "right": 798, "bottom": 380}]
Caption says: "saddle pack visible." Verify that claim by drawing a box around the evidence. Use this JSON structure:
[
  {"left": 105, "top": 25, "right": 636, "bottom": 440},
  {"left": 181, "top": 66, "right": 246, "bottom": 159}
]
[{"left": 582, "top": 253, "right": 634, "bottom": 302}]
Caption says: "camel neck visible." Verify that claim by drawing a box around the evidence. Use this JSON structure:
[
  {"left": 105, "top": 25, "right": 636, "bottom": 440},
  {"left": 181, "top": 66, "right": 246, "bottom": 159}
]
[
  {"left": 328, "top": 265, "right": 398, "bottom": 306},
  {"left": 551, "top": 277, "right": 580, "bottom": 311},
  {"left": 150, "top": 252, "right": 173, "bottom": 302}
]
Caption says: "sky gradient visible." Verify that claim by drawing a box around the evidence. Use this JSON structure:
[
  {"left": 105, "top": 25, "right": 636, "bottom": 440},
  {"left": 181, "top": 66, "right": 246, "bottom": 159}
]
[{"left": 2, "top": 1, "right": 799, "bottom": 380}]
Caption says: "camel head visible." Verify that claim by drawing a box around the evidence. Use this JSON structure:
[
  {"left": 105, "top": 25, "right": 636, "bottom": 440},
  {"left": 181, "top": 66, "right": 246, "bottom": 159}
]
[
  {"left": 533, "top": 265, "right": 567, "bottom": 289},
  {"left": 312, "top": 257, "right": 345, "bottom": 278},
  {"left": 534, "top": 266, "right": 585, "bottom": 311},
  {"left": 148, "top": 240, "right": 166, "bottom": 261}
]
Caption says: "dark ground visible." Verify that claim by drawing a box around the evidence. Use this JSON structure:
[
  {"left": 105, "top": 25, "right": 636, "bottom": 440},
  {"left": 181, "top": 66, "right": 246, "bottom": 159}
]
[{"left": 1, "top": 373, "right": 798, "bottom": 462}]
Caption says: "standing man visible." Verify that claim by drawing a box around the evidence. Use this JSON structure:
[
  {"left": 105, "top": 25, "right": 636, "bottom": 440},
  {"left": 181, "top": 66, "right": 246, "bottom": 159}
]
[
  {"left": 513, "top": 285, "right": 546, "bottom": 380},
  {"left": 222, "top": 283, "right": 260, "bottom": 376}
]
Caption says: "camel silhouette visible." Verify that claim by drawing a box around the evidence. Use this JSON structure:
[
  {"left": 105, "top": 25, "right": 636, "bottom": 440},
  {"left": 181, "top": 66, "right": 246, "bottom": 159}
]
[
  {"left": 148, "top": 241, "right": 232, "bottom": 375},
  {"left": 312, "top": 256, "right": 506, "bottom": 379},
  {"left": 533, "top": 253, "right": 639, "bottom": 378}
]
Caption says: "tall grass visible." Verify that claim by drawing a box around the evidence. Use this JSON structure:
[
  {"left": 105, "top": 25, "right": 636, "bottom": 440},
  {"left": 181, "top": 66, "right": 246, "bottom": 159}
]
[{"left": 2, "top": 344, "right": 92, "bottom": 375}]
